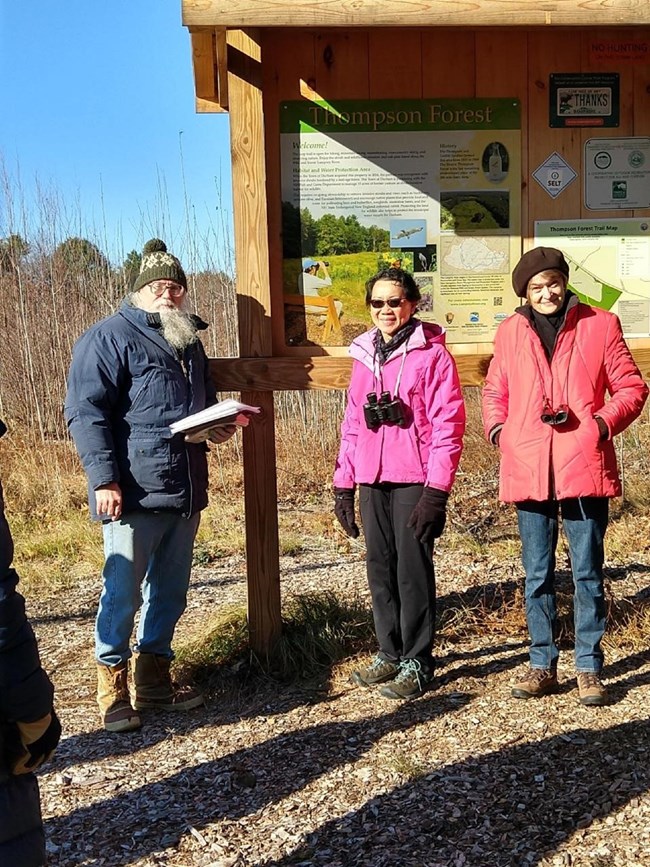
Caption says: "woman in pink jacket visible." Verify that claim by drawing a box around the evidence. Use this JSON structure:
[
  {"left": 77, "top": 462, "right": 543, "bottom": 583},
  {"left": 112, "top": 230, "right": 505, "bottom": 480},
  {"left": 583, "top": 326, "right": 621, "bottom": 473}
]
[
  {"left": 334, "top": 268, "right": 465, "bottom": 699},
  {"left": 483, "top": 247, "right": 647, "bottom": 706}
]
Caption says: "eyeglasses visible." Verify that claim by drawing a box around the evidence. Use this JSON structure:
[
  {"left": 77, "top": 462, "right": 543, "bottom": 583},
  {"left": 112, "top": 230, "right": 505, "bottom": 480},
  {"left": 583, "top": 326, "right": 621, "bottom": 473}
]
[
  {"left": 541, "top": 404, "right": 569, "bottom": 425},
  {"left": 149, "top": 281, "right": 185, "bottom": 298},
  {"left": 370, "top": 298, "right": 405, "bottom": 309}
]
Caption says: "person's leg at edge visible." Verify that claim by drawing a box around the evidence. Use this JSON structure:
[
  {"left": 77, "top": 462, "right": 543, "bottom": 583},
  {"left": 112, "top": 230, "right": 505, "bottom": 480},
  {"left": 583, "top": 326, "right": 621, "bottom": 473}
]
[{"left": 561, "top": 497, "right": 609, "bottom": 706}]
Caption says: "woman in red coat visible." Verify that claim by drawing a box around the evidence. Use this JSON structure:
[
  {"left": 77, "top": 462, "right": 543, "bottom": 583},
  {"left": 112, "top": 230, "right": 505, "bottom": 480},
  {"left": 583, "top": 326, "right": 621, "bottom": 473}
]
[{"left": 482, "top": 247, "right": 648, "bottom": 706}]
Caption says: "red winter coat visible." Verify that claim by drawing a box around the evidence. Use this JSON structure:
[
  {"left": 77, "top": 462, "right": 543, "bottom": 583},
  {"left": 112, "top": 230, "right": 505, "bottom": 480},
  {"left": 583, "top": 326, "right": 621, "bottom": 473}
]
[{"left": 482, "top": 299, "right": 648, "bottom": 503}]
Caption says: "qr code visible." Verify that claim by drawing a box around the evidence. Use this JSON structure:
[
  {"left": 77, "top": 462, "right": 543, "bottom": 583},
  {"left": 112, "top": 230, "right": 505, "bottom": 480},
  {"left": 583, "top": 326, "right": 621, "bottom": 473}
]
[{"left": 493, "top": 296, "right": 502, "bottom": 306}]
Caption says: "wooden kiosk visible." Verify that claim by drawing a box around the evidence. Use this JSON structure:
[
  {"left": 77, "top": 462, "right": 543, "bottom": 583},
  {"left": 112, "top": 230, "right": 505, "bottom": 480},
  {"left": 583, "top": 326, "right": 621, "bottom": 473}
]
[{"left": 182, "top": 1, "right": 650, "bottom": 653}]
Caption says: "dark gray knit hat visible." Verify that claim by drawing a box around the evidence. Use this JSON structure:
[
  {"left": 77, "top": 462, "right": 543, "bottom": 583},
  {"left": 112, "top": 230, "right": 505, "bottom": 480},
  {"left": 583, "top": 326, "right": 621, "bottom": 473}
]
[
  {"left": 512, "top": 247, "right": 569, "bottom": 297},
  {"left": 133, "top": 238, "right": 187, "bottom": 293}
]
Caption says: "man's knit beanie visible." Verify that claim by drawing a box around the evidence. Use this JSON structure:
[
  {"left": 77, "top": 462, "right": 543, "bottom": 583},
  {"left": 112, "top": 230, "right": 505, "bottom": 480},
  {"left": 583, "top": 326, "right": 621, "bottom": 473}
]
[
  {"left": 133, "top": 238, "right": 187, "bottom": 293},
  {"left": 512, "top": 246, "right": 569, "bottom": 297}
]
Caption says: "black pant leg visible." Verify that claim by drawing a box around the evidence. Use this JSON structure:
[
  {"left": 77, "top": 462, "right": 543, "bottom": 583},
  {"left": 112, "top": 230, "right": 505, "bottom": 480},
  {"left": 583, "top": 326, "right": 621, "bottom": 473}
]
[
  {"left": 391, "top": 484, "right": 436, "bottom": 668},
  {"left": 359, "top": 484, "right": 401, "bottom": 660}
]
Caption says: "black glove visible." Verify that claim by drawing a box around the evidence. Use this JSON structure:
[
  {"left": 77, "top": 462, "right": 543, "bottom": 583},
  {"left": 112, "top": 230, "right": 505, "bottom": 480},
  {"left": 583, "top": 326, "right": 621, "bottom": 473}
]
[
  {"left": 334, "top": 487, "right": 360, "bottom": 538},
  {"left": 407, "top": 487, "right": 449, "bottom": 545},
  {"left": 594, "top": 416, "right": 609, "bottom": 440},
  {"left": 11, "top": 710, "right": 62, "bottom": 775}
]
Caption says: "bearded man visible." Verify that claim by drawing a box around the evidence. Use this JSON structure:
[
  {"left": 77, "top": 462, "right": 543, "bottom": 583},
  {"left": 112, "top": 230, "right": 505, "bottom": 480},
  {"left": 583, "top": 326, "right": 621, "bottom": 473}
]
[{"left": 65, "top": 239, "right": 233, "bottom": 733}]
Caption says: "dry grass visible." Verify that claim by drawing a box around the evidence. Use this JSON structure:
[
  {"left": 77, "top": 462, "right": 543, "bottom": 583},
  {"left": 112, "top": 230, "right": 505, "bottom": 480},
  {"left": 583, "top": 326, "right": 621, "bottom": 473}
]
[
  {"left": 175, "top": 590, "right": 375, "bottom": 689},
  {"left": 2, "top": 390, "right": 650, "bottom": 654}
]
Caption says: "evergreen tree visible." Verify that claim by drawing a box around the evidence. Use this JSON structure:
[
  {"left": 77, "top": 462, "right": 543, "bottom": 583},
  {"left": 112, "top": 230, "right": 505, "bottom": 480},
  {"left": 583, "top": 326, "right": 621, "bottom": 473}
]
[
  {"left": 0, "top": 233, "right": 30, "bottom": 275},
  {"left": 122, "top": 249, "right": 141, "bottom": 290}
]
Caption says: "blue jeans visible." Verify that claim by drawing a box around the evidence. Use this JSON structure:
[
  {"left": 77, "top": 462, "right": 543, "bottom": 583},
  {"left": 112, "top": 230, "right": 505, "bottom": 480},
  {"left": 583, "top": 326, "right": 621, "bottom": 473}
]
[
  {"left": 96, "top": 511, "right": 201, "bottom": 666},
  {"left": 516, "top": 498, "right": 608, "bottom": 674}
]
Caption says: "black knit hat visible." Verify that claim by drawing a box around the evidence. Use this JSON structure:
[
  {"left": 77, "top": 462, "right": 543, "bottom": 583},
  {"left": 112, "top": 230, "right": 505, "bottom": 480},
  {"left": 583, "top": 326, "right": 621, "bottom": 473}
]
[
  {"left": 512, "top": 247, "right": 569, "bottom": 298},
  {"left": 133, "top": 239, "right": 187, "bottom": 293}
]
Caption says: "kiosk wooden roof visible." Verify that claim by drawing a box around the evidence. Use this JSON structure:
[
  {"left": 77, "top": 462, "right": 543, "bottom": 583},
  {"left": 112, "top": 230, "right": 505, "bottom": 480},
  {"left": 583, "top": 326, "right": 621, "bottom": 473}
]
[{"left": 182, "top": 1, "right": 650, "bottom": 652}]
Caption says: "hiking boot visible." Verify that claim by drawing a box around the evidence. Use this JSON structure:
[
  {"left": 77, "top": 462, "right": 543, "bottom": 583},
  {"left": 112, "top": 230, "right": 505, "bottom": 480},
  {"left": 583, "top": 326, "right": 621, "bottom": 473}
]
[
  {"left": 577, "top": 672, "right": 608, "bottom": 707},
  {"left": 351, "top": 655, "right": 400, "bottom": 687},
  {"left": 131, "top": 653, "right": 204, "bottom": 711},
  {"left": 511, "top": 667, "right": 558, "bottom": 699},
  {"left": 96, "top": 663, "right": 142, "bottom": 733},
  {"left": 379, "top": 659, "right": 433, "bottom": 700}
]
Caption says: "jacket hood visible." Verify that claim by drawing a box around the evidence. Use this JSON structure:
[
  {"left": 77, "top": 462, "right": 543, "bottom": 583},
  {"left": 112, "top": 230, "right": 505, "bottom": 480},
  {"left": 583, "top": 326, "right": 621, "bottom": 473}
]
[{"left": 350, "top": 320, "right": 446, "bottom": 370}]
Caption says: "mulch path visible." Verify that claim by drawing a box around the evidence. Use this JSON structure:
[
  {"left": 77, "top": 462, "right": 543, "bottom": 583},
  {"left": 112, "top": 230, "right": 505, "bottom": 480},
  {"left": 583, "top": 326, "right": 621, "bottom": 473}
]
[{"left": 31, "top": 526, "right": 650, "bottom": 867}]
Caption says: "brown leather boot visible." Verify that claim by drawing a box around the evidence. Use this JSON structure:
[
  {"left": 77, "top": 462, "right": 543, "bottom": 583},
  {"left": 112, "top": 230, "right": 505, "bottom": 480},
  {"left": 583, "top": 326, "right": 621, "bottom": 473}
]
[
  {"left": 511, "top": 667, "right": 559, "bottom": 699},
  {"left": 96, "top": 663, "right": 141, "bottom": 732},
  {"left": 577, "top": 672, "right": 609, "bottom": 707},
  {"left": 131, "top": 653, "right": 204, "bottom": 711}
]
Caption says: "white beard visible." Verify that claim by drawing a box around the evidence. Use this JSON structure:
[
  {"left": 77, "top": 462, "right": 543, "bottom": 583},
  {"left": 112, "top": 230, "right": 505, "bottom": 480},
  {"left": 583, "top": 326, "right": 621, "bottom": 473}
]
[{"left": 158, "top": 308, "right": 199, "bottom": 352}]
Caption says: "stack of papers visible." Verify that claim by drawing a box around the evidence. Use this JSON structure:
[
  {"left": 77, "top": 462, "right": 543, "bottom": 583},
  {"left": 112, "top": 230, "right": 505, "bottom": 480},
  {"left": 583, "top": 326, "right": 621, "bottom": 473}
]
[{"left": 169, "top": 399, "right": 260, "bottom": 437}]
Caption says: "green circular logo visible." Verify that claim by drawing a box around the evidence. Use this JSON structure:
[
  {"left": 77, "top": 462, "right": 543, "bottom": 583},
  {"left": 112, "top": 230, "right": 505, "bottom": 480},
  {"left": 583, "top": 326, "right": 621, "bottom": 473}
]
[{"left": 629, "top": 151, "right": 645, "bottom": 168}]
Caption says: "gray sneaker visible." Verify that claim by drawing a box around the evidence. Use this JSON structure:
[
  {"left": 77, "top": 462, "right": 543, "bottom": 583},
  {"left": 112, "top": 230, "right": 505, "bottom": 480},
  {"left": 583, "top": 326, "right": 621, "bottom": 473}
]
[
  {"left": 379, "top": 658, "right": 433, "bottom": 700},
  {"left": 351, "top": 655, "right": 400, "bottom": 687}
]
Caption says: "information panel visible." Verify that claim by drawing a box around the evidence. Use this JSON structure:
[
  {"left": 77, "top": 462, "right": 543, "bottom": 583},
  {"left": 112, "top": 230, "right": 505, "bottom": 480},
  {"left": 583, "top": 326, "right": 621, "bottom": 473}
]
[
  {"left": 280, "top": 98, "right": 521, "bottom": 346},
  {"left": 535, "top": 219, "right": 650, "bottom": 337}
]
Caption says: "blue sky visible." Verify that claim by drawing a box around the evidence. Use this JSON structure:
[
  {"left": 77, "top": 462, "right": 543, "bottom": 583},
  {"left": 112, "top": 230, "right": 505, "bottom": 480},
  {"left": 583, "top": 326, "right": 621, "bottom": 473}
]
[{"left": 0, "top": 1, "right": 233, "bottom": 269}]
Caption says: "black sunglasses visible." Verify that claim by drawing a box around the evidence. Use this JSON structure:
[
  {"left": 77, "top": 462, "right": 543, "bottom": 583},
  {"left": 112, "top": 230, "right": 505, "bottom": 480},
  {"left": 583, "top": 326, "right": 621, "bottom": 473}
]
[{"left": 370, "top": 298, "right": 405, "bottom": 309}]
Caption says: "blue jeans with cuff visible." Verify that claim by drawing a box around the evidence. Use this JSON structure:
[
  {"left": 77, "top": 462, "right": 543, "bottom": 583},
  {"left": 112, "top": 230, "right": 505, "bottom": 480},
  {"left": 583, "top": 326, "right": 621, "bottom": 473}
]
[
  {"left": 96, "top": 511, "right": 200, "bottom": 667},
  {"left": 516, "top": 498, "right": 608, "bottom": 674}
]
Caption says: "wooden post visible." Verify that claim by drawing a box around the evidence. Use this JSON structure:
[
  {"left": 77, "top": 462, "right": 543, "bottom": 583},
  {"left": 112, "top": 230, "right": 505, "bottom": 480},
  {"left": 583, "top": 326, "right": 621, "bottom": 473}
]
[{"left": 227, "top": 28, "right": 282, "bottom": 655}]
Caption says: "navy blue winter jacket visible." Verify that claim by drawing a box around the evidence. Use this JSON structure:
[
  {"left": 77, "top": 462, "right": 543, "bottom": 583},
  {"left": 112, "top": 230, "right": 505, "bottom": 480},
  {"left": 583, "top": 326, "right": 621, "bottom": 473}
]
[
  {"left": 0, "top": 480, "right": 53, "bottom": 867},
  {"left": 64, "top": 302, "right": 217, "bottom": 520}
]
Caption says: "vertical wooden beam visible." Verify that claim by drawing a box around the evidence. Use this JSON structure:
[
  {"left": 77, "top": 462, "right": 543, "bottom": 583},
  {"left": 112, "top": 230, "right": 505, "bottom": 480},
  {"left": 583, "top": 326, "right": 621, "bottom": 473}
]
[
  {"left": 422, "top": 31, "right": 476, "bottom": 97},
  {"left": 475, "top": 30, "right": 528, "bottom": 248},
  {"left": 527, "top": 31, "right": 582, "bottom": 244},
  {"left": 369, "top": 29, "right": 422, "bottom": 98},
  {"left": 190, "top": 27, "right": 228, "bottom": 113},
  {"left": 227, "top": 28, "right": 282, "bottom": 655},
  {"left": 580, "top": 28, "right": 635, "bottom": 220},
  {"left": 314, "top": 31, "right": 370, "bottom": 98},
  {"left": 215, "top": 27, "right": 229, "bottom": 109},
  {"left": 262, "top": 30, "right": 317, "bottom": 354}
]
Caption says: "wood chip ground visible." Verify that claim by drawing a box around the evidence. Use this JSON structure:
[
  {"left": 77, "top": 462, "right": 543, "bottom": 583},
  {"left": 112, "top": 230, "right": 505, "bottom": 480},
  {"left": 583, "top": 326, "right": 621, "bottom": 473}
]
[{"left": 33, "top": 528, "right": 650, "bottom": 867}]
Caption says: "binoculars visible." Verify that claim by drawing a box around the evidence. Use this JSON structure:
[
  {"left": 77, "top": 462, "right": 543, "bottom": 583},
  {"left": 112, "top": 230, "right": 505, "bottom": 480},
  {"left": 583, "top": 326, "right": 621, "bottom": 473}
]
[
  {"left": 541, "top": 403, "right": 569, "bottom": 426},
  {"left": 363, "top": 391, "right": 406, "bottom": 429}
]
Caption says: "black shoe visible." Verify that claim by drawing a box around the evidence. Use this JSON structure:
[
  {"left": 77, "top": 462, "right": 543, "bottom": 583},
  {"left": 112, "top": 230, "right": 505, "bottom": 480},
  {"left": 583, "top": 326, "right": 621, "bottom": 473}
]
[
  {"left": 380, "top": 659, "right": 433, "bottom": 700},
  {"left": 351, "top": 655, "right": 400, "bottom": 687}
]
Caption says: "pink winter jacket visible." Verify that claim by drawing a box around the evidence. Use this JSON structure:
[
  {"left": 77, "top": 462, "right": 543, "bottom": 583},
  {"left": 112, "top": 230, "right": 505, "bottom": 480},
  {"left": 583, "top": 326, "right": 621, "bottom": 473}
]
[
  {"left": 333, "top": 321, "right": 465, "bottom": 491},
  {"left": 482, "top": 299, "right": 648, "bottom": 503}
]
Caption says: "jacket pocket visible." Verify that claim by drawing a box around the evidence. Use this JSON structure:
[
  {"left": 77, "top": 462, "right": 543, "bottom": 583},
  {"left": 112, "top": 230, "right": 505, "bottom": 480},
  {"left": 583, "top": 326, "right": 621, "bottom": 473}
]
[
  {"left": 128, "top": 369, "right": 155, "bottom": 414},
  {"left": 125, "top": 438, "right": 173, "bottom": 492}
]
